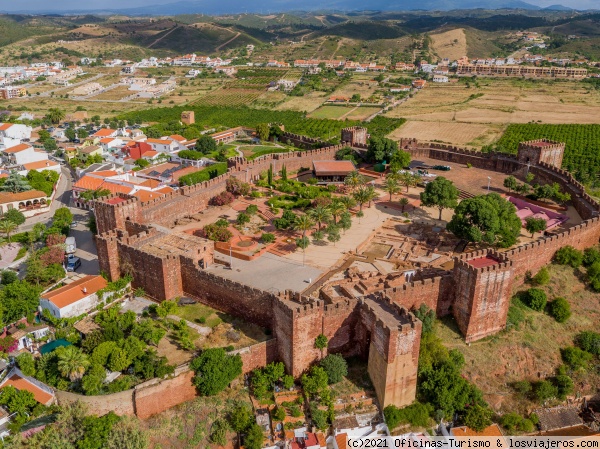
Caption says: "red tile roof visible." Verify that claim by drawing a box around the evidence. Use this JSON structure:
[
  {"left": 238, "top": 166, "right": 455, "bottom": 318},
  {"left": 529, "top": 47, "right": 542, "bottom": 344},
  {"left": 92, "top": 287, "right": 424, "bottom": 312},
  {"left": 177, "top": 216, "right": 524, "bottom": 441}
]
[
  {"left": 1, "top": 373, "right": 54, "bottom": 405},
  {"left": 0, "top": 190, "right": 48, "bottom": 204},
  {"left": 0, "top": 123, "right": 13, "bottom": 131},
  {"left": 450, "top": 424, "right": 504, "bottom": 437},
  {"left": 467, "top": 256, "right": 499, "bottom": 268},
  {"left": 92, "top": 128, "right": 117, "bottom": 137},
  {"left": 313, "top": 160, "right": 355, "bottom": 176},
  {"left": 23, "top": 160, "right": 59, "bottom": 170},
  {"left": 41, "top": 275, "right": 107, "bottom": 309},
  {"left": 4, "top": 143, "right": 32, "bottom": 153}
]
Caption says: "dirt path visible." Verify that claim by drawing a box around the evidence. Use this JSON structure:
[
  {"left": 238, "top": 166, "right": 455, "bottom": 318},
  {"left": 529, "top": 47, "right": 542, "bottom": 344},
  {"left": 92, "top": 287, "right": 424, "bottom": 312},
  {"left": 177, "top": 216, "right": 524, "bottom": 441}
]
[
  {"left": 148, "top": 26, "right": 179, "bottom": 48},
  {"left": 216, "top": 32, "right": 241, "bottom": 51},
  {"left": 338, "top": 106, "right": 359, "bottom": 120}
]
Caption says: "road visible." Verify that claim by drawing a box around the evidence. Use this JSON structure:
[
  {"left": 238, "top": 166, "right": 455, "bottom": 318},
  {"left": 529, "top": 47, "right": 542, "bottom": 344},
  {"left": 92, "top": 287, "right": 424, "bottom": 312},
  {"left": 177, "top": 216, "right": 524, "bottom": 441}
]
[{"left": 18, "top": 165, "right": 99, "bottom": 277}]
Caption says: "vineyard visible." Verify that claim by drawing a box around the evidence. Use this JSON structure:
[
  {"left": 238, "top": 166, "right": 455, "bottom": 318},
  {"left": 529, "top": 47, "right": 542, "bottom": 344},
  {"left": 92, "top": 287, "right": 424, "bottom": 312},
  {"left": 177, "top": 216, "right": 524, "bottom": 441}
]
[
  {"left": 230, "top": 68, "right": 299, "bottom": 90},
  {"left": 191, "top": 89, "right": 262, "bottom": 107},
  {"left": 117, "top": 105, "right": 405, "bottom": 141},
  {"left": 495, "top": 124, "right": 600, "bottom": 183}
]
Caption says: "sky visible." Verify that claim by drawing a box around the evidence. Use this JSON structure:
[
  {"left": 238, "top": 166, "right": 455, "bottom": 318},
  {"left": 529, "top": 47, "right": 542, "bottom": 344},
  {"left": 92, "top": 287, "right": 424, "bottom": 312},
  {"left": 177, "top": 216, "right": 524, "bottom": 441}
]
[{"left": 2, "top": 0, "right": 599, "bottom": 11}]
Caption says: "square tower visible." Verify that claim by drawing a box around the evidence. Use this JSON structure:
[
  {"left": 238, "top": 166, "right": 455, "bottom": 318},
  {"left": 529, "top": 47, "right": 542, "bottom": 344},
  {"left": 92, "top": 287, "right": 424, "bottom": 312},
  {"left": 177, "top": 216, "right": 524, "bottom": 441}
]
[
  {"left": 341, "top": 126, "right": 368, "bottom": 146},
  {"left": 181, "top": 111, "right": 195, "bottom": 125},
  {"left": 452, "top": 252, "right": 513, "bottom": 343},
  {"left": 517, "top": 139, "right": 565, "bottom": 169}
]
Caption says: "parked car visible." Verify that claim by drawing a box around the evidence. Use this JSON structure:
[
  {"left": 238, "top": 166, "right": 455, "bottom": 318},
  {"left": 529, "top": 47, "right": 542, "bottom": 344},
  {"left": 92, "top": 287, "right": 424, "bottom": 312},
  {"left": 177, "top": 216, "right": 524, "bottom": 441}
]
[{"left": 66, "top": 256, "right": 81, "bottom": 272}]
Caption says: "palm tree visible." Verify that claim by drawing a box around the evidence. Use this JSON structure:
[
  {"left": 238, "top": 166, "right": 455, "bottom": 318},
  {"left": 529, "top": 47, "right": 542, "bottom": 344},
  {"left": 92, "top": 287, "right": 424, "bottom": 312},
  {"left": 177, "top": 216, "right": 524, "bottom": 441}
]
[
  {"left": 398, "top": 172, "right": 420, "bottom": 193},
  {"left": 399, "top": 197, "right": 410, "bottom": 212},
  {"left": 293, "top": 214, "right": 314, "bottom": 240},
  {"left": 353, "top": 186, "right": 372, "bottom": 212},
  {"left": 328, "top": 201, "right": 346, "bottom": 224},
  {"left": 383, "top": 176, "right": 400, "bottom": 201},
  {"left": 344, "top": 170, "right": 365, "bottom": 192},
  {"left": 57, "top": 346, "right": 90, "bottom": 382},
  {"left": 0, "top": 220, "right": 17, "bottom": 243},
  {"left": 294, "top": 214, "right": 314, "bottom": 266},
  {"left": 338, "top": 195, "right": 357, "bottom": 211},
  {"left": 45, "top": 108, "right": 66, "bottom": 125},
  {"left": 308, "top": 205, "right": 332, "bottom": 231}
]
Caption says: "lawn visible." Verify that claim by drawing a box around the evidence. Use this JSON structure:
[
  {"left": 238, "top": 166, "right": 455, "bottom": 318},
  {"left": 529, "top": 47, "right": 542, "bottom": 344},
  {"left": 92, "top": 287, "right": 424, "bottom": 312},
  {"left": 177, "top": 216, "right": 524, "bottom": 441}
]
[
  {"left": 308, "top": 105, "right": 352, "bottom": 120},
  {"left": 174, "top": 302, "right": 222, "bottom": 328}
]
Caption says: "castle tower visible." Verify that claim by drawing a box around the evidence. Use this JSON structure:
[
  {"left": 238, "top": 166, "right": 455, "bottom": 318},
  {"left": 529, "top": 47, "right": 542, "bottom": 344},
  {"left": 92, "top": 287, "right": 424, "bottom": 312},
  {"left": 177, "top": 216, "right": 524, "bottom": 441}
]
[
  {"left": 452, "top": 252, "right": 514, "bottom": 343},
  {"left": 361, "top": 300, "right": 421, "bottom": 408},
  {"left": 341, "top": 126, "right": 369, "bottom": 146},
  {"left": 181, "top": 111, "right": 195, "bottom": 125},
  {"left": 517, "top": 139, "right": 565, "bottom": 169}
]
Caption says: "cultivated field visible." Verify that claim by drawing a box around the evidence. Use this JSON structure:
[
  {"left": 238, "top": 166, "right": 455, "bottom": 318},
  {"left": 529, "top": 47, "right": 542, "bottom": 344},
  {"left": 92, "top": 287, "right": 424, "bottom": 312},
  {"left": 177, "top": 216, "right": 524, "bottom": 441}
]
[
  {"left": 430, "top": 28, "right": 467, "bottom": 61},
  {"left": 388, "top": 120, "right": 502, "bottom": 146},
  {"left": 190, "top": 88, "right": 262, "bottom": 107},
  {"left": 308, "top": 105, "right": 352, "bottom": 119},
  {"left": 275, "top": 91, "right": 328, "bottom": 112},
  {"left": 385, "top": 79, "right": 600, "bottom": 147}
]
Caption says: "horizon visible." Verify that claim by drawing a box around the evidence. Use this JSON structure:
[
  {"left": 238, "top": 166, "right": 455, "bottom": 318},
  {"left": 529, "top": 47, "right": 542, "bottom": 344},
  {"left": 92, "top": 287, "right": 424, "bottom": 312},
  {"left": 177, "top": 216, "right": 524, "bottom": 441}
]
[{"left": 3, "top": 0, "right": 599, "bottom": 13}]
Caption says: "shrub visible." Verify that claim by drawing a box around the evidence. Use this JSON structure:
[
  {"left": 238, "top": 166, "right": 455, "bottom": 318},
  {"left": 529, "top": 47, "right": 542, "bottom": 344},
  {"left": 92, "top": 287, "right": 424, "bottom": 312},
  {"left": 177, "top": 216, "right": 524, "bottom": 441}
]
[
  {"left": 524, "top": 288, "right": 547, "bottom": 311},
  {"left": 534, "top": 380, "right": 558, "bottom": 403},
  {"left": 531, "top": 267, "right": 550, "bottom": 286},
  {"left": 554, "top": 374, "right": 574, "bottom": 399},
  {"left": 583, "top": 247, "right": 600, "bottom": 267},
  {"left": 203, "top": 223, "right": 233, "bottom": 242},
  {"left": 384, "top": 402, "right": 433, "bottom": 430},
  {"left": 236, "top": 212, "right": 250, "bottom": 226},
  {"left": 561, "top": 347, "right": 593, "bottom": 370},
  {"left": 574, "top": 331, "right": 600, "bottom": 356},
  {"left": 314, "top": 334, "right": 328, "bottom": 350},
  {"left": 554, "top": 246, "right": 583, "bottom": 268},
  {"left": 548, "top": 297, "right": 571, "bottom": 323},
  {"left": 210, "top": 191, "right": 235, "bottom": 206},
  {"left": 261, "top": 233, "right": 275, "bottom": 244},
  {"left": 272, "top": 407, "right": 286, "bottom": 422},
  {"left": 246, "top": 204, "right": 258, "bottom": 215},
  {"left": 512, "top": 380, "right": 532, "bottom": 398}
]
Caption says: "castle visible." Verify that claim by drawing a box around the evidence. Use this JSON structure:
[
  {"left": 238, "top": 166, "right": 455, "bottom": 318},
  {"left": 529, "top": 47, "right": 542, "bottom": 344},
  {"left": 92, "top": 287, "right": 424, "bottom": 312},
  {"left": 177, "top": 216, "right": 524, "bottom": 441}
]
[{"left": 94, "top": 131, "right": 600, "bottom": 410}]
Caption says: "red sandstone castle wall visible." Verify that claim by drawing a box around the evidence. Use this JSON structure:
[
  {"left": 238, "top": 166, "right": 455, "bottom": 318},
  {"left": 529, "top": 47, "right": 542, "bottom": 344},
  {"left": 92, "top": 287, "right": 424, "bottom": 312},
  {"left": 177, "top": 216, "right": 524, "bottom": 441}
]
[
  {"left": 383, "top": 275, "right": 454, "bottom": 317},
  {"left": 180, "top": 258, "right": 274, "bottom": 327}
]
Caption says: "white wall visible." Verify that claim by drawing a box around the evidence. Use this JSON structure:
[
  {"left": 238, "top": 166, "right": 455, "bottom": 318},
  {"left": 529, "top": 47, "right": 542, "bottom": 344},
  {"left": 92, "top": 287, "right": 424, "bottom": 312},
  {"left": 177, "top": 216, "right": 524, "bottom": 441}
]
[{"left": 40, "top": 293, "right": 100, "bottom": 319}]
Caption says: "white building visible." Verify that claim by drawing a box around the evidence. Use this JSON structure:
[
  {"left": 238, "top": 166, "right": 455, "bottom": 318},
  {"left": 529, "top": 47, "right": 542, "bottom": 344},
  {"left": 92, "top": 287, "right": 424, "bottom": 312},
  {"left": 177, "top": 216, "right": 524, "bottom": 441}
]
[
  {"left": 3, "top": 143, "right": 48, "bottom": 165},
  {"left": 40, "top": 275, "right": 108, "bottom": 319},
  {"left": 0, "top": 123, "right": 32, "bottom": 140},
  {"left": 432, "top": 74, "right": 449, "bottom": 83},
  {"left": 0, "top": 190, "right": 50, "bottom": 217}
]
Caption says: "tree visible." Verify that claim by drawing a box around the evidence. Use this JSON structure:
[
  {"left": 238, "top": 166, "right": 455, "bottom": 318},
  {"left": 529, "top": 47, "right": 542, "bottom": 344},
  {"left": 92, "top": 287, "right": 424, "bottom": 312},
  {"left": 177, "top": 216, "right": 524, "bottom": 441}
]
[
  {"left": 108, "top": 347, "right": 131, "bottom": 372},
  {"left": 16, "top": 353, "right": 36, "bottom": 377},
  {"left": 366, "top": 136, "right": 398, "bottom": 163},
  {"left": 503, "top": 176, "right": 518, "bottom": 193},
  {"left": 0, "top": 220, "right": 17, "bottom": 243},
  {"left": 389, "top": 150, "right": 411, "bottom": 174},
  {"left": 256, "top": 123, "right": 270, "bottom": 141},
  {"left": 327, "top": 227, "right": 341, "bottom": 246},
  {"left": 45, "top": 108, "right": 65, "bottom": 124},
  {"left": 301, "top": 366, "right": 329, "bottom": 397},
  {"left": 281, "top": 164, "right": 287, "bottom": 181},
  {"left": 308, "top": 205, "right": 332, "bottom": 231},
  {"left": 1, "top": 270, "right": 18, "bottom": 285},
  {"left": 525, "top": 217, "right": 547, "bottom": 238},
  {"left": 3, "top": 209, "right": 25, "bottom": 226},
  {"left": 383, "top": 176, "right": 400, "bottom": 201},
  {"left": 524, "top": 288, "right": 547, "bottom": 311},
  {"left": 237, "top": 212, "right": 250, "bottom": 226},
  {"left": 339, "top": 211, "right": 352, "bottom": 233},
  {"left": 195, "top": 135, "right": 217, "bottom": 155},
  {"left": 344, "top": 170, "right": 365, "bottom": 191},
  {"left": 267, "top": 164, "right": 274, "bottom": 185},
  {"left": 420, "top": 177, "right": 459, "bottom": 220},
  {"left": 1, "top": 172, "right": 31, "bottom": 193},
  {"left": 190, "top": 348, "right": 242, "bottom": 396},
  {"left": 447, "top": 193, "right": 521, "bottom": 248},
  {"left": 229, "top": 404, "right": 252, "bottom": 433},
  {"left": 57, "top": 346, "right": 91, "bottom": 381},
  {"left": 549, "top": 297, "right": 571, "bottom": 323},
  {"left": 0, "top": 385, "right": 37, "bottom": 417},
  {"left": 554, "top": 246, "right": 583, "bottom": 268},
  {"left": 463, "top": 404, "right": 493, "bottom": 432},
  {"left": 399, "top": 197, "right": 410, "bottom": 212},
  {"left": 44, "top": 138, "right": 58, "bottom": 152},
  {"left": 319, "top": 354, "right": 347, "bottom": 384},
  {"left": 328, "top": 200, "right": 345, "bottom": 225},
  {"left": 65, "top": 128, "right": 76, "bottom": 141},
  {"left": 353, "top": 185, "right": 376, "bottom": 211},
  {"left": 398, "top": 171, "right": 420, "bottom": 193},
  {"left": 294, "top": 214, "right": 314, "bottom": 239},
  {"left": 243, "top": 424, "right": 264, "bottom": 449}
]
